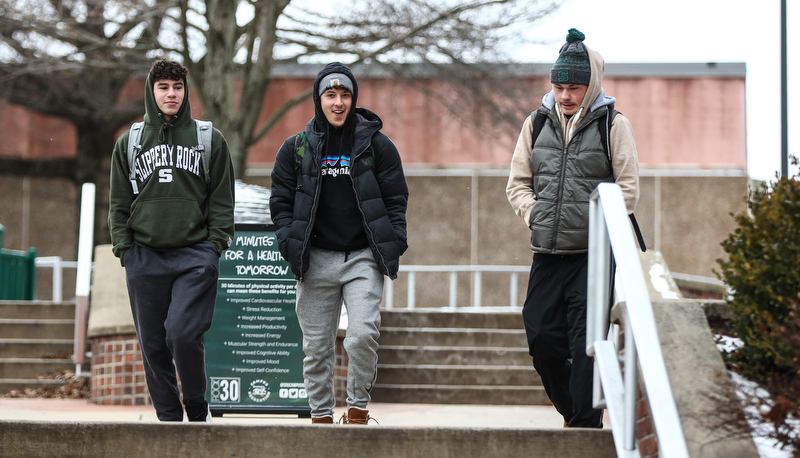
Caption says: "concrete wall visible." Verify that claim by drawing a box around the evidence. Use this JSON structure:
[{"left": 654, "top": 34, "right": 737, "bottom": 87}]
[
  {"left": 245, "top": 170, "right": 746, "bottom": 308},
  {"left": 0, "top": 169, "right": 746, "bottom": 303},
  {"left": 0, "top": 176, "right": 79, "bottom": 301}
]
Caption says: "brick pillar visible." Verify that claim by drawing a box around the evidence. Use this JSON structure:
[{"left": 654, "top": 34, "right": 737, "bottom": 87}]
[
  {"left": 636, "top": 384, "right": 660, "bottom": 458},
  {"left": 334, "top": 334, "right": 348, "bottom": 407},
  {"left": 90, "top": 334, "right": 151, "bottom": 406}
]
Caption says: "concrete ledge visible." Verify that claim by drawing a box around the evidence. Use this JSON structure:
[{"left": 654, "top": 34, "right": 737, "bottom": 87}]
[
  {"left": 0, "top": 421, "right": 615, "bottom": 458},
  {"left": 87, "top": 245, "right": 134, "bottom": 338}
]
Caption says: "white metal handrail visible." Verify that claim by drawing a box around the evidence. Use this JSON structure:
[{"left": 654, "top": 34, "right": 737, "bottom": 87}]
[
  {"left": 34, "top": 257, "right": 79, "bottom": 303},
  {"left": 384, "top": 265, "right": 530, "bottom": 310},
  {"left": 587, "top": 183, "right": 689, "bottom": 458}
]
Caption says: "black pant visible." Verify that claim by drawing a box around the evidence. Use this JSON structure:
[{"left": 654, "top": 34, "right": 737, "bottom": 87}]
[
  {"left": 124, "top": 241, "right": 219, "bottom": 421},
  {"left": 522, "top": 252, "right": 603, "bottom": 428}
]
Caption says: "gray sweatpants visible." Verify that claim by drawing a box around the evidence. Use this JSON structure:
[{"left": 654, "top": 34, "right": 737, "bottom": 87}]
[{"left": 295, "top": 247, "right": 384, "bottom": 417}]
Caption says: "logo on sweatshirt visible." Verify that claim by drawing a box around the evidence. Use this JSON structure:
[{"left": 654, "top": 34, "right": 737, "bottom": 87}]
[
  {"left": 133, "top": 144, "right": 204, "bottom": 183},
  {"left": 320, "top": 155, "right": 350, "bottom": 178}
]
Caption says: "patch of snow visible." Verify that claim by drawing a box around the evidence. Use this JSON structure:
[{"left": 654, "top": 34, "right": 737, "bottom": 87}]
[
  {"left": 730, "top": 371, "right": 796, "bottom": 458},
  {"left": 234, "top": 180, "right": 271, "bottom": 224},
  {"left": 648, "top": 263, "right": 681, "bottom": 299}
]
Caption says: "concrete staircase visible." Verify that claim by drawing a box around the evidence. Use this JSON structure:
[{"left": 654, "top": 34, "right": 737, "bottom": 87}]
[
  {"left": 0, "top": 301, "right": 76, "bottom": 394},
  {"left": 372, "top": 309, "right": 548, "bottom": 405}
]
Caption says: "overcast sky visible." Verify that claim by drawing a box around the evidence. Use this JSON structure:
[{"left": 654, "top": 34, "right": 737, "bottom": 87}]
[{"left": 516, "top": 0, "right": 797, "bottom": 182}]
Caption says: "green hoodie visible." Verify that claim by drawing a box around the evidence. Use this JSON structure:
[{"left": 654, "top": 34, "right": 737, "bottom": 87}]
[{"left": 108, "top": 74, "right": 235, "bottom": 265}]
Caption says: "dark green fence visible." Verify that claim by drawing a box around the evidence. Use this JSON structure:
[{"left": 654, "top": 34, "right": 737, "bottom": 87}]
[{"left": 0, "top": 224, "right": 36, "bottom": 300}]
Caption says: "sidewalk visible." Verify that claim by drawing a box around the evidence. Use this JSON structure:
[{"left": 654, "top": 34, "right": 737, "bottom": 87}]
[{"left": 0, "top": 398, "right": 574, "bottom": 428}]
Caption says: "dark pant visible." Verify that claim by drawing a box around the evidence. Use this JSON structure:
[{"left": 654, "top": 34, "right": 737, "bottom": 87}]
[
  {"left": 124, "top": 241, "right": 219, "bottom": 421},
  {"left": 522, "top": 252, "right": 603, "bottom": 428}
]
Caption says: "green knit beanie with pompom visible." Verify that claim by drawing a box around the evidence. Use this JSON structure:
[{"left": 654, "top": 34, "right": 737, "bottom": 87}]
[{"left": 550, "top": 28, "right": 591, "bottom": 85}]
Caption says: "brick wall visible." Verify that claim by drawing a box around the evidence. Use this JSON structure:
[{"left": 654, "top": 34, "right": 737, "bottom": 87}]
[
  {"left": 89, "top": 333, "right": 349, "bottom": 410},
  {"left": 90, "top": 334, "right": 151, "bottom": 406}
]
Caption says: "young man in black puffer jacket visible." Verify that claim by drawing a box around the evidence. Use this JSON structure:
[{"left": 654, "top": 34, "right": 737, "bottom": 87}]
[{"left": 270, "top": 62, "right": 408, "bottom": 425}]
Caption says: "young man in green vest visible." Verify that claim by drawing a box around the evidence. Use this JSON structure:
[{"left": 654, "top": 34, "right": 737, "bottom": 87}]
[{"left": 506, "top": 29, "right": 640, "bottom": 428}]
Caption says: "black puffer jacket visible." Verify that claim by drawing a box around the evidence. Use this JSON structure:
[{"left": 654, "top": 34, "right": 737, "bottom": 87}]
[{"left": 269, "top": 63, "right": 408, "bottom": 280}]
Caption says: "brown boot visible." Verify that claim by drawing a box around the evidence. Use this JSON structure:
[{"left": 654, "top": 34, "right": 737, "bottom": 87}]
[
  {"left": 339, "top": 407, "right": 378, "bottom": 425},
  {"left": 311, "top": 415, "right": 333, "bottom": 424}
]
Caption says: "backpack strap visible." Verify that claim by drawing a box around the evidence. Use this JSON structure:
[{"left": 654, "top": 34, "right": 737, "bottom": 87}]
[
  {"left": 293, "top": 132, "right": 308, "bottom": 181},
  {"left": 530, "top": 110, "right": 548, "bottom": 148},
  {"left": 195, "top": 120, "right": 213, "bottom": 186},
  {"left": 127, "top": 122, "right": 144, "bottom": 195},
  {"left": 601, "top": 105, "right": 647, "bottom": 252},
  {"left": 599, "top": 103, "right": 616, "bottom": 164}
]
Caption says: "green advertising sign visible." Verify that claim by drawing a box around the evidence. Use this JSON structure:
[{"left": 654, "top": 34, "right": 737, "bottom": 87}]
[{"left": 205, "top": 223, "right": 310, "bottom": 417}]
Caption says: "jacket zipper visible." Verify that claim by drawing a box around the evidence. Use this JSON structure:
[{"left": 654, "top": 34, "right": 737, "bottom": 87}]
[
  {"left": 298, "top": 139, "right": 322, "bottom": 281},
  {"left": 351, "top": 142, "right": 390, "bottom": 275},
  {"left": 551, "top": 140, "right": 569, "bottom": 253}
]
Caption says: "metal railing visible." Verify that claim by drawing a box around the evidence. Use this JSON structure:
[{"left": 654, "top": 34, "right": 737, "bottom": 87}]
[
  {"left": 383, "top": 265, "right": 530, "bottom": 310},
  {"left": 587, "top": 183, "right": 689, "bottom": 458},
  {"left": 34, "top": 257, "right": 79, "bottom": 303}
]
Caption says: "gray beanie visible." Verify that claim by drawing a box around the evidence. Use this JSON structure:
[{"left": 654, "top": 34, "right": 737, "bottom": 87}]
[
  {"left": 318, "top": 72, "right": 354, "bottom": 96},
  {"left": 550, "top": 28, "right": 591, "bottom": 85}
]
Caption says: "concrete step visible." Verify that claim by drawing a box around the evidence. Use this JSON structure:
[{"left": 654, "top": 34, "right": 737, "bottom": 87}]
[
  {"left": 377, "top": 345, "right": 530, "bottom": 366},
  {"left": 371, "top": 383, "right": 550, "bottom": 405},
  {"left": 379, "top": 327, "right": 526, "bottom": 347},
  {"left": 0, "top": 358, "right": 75, "bottom": 379},
  {"left": 381, "top": 309, "right": 522, "bottom": 330},
  {"left": 0, "top": 301, "right": 75, "bottom": 320},
  {"left": 0, "top": 339, "right": 73, "bottom": 358},
  {"left": 0, "top": 378, "right": 69, "bottom": 394},
  {"left": 376, "top": 364, "right": 540, "bottom": 386},
  {"left": 1, "top": 421, "right": 616, "bottom": 458},
  {"left": 0, "top": 319, "right": 74, "bottom": 340}
]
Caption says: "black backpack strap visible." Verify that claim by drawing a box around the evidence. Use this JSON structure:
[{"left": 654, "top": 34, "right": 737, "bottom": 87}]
[
  {"left": 602, "top": 104, "right": 646, "bottom": 252},
  {"left": 599, "top": 103, "right": 615, "bottom": 163},
  {"left": 530, "top": 110, "right": 547, "bottom": 147},
  {"left": 629, "top": 214, "right": 646, "bottom": 252}
]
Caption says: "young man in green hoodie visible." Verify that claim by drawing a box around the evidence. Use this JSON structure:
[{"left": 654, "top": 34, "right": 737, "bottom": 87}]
[
  {"left": 108, "top": 58, "right": 235, "bottom": 422},
  {"left": 506, "top": 30, "right": 640, "bottom": 428}
]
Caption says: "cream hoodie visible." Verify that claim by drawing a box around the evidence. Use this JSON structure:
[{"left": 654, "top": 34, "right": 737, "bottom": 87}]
[{"left": 506, "top": 47, "right": 639, "bottom": 227}]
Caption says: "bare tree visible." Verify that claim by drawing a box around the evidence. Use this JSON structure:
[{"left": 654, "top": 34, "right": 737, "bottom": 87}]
[
  {"left": 0, "top": 0, "right": 560, "bottom": 243},
  {"left": 0, "top": 0, "right": 176, "bottom": 242},
  {"left": 167, "top": 0, "right": 561, "bottom": 177}
]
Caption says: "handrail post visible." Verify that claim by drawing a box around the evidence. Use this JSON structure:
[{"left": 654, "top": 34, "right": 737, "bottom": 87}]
[
  {"left": 473, "top": 272, "right": 481, "bottom": 308},
  {"left": 623, "top": 316, "right": 638, "bottom": 450},
  {"left": 407, "top": 271, "right": 416, "bottom": 310},
  {"left": 384, "top": 278, "right": 393, "bottom": 309},
  {"left": 510, "top": 273, "right": 518, "bottom": 309},
  {"left": 74, "top": 183, "right": 95, "bottom": 373},
  {"left": 52, "top": 256, "right": 63, "bottom": 303},
  {"left": 449, "top": 272, "right": 457, "bottom": 310}
]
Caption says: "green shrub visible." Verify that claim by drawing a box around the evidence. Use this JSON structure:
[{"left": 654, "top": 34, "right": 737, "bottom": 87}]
[{"left": 716, "top": 158, "right": 800, "bottom": 378}]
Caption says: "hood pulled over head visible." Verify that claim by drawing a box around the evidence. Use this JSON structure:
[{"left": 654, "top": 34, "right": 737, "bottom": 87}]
[
  {"left": 143, "top": 72, "right": 193, "bottom": 131},
  {"left": 312, "top": 62, "right": 358, "bottom": 131}
]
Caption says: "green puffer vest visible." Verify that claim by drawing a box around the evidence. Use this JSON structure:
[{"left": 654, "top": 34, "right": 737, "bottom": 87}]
[{"left": 528, "top": 105, "right": 615, "bottom": 254}]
